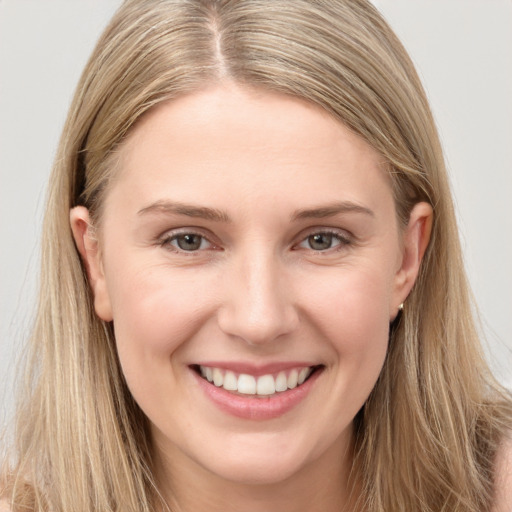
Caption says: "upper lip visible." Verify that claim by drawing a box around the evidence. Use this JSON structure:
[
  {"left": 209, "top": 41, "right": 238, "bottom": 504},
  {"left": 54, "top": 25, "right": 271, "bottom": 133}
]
[{"left": 191, "top": 361, "right": 321, "bottom": 377}]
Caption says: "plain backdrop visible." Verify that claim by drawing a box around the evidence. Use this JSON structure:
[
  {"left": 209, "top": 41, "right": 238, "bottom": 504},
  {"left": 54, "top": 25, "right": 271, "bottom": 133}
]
[{"left": 1, "top": 1, "right": 511, "bottom": 426}]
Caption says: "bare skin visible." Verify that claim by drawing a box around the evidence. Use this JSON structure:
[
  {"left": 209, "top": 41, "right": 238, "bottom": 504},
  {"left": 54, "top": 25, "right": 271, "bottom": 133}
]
[{"left": 71, "top": 83, "right": 433, "bottom": 511}]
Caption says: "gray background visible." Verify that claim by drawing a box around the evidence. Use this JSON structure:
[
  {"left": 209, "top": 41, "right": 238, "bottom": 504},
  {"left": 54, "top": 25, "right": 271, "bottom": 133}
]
[{"left": 1, "top": 1, "right": 511, "bottom": 427}]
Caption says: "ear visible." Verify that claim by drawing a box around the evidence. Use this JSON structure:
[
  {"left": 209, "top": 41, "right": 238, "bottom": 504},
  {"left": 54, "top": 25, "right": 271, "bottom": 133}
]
[
  {"left": 391, "top": 202, "right": 433, "bottom": 319},
  {"left": 70, "top": 206, "right": 113, "bottom": 322}
]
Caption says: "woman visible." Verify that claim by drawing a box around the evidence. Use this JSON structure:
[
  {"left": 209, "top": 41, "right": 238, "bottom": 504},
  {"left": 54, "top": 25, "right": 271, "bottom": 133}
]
[{"left": 1, "top": 0, "right": 511, "bottom": 511}]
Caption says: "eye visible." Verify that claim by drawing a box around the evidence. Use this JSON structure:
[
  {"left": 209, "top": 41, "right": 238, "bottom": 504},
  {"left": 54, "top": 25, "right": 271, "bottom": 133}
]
[
  {"left": 161, "top": 232, "right": 213, "bottom": 252},
  {"left": 297, "top": 231, "right": 350, "bottom": 251}
]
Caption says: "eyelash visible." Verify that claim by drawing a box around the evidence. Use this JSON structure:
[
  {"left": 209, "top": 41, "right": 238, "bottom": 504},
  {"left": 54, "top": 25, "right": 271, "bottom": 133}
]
[
  {"left": 296, "top": 230, "right": 352, "bottom": 252},
  {"left": 158, "top": 230, "right": 215, "bottom": 253},
  {"left": 158, "top": 228, "right": 352, "bottom": 254}
]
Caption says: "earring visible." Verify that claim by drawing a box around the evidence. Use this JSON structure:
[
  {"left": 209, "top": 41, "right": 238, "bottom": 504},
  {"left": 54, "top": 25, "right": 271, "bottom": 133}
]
[{"left": 398, "top": 303, "right": 404, "bottom": 310}]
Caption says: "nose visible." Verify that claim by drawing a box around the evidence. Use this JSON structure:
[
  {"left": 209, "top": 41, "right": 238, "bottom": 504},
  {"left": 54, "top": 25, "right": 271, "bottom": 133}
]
[{"left": 217, "top": 250, "right": 299, "bottom": 346}]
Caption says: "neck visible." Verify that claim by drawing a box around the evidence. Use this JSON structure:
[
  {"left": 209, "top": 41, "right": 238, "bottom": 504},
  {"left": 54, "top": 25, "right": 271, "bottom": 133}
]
[{"left": 153, "top": 429, "right": 359, "bottom": 512}]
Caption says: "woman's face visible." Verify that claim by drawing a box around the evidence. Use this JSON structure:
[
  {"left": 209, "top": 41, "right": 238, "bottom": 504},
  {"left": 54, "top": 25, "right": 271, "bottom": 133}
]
[{"left": 72, "top": 84, "right": 430, "bottom": 487}]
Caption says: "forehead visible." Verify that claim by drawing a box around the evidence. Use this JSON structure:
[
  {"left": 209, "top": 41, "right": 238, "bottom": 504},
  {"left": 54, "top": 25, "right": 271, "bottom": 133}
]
[{"left": 106, "top": 83, "right": 393, "bottom": 221}]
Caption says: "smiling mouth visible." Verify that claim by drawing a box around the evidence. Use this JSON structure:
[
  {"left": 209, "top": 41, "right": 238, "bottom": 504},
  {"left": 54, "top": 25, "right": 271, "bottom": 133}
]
[{"left": 191, "top": 365, "right": 322, "bottom": 397}]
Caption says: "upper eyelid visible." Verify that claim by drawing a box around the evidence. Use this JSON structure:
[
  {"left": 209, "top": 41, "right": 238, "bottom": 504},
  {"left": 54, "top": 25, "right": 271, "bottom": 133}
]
[
  {"left": 293, "top": 228, "right": 354, "bottom": 252},
  {"left": 158, "top": 228, "right": 218, "bottom": 251},
  {"left": 156, "top": 226, "right": 353, "bottom": 248},
  {"left": 296, "top": 226, "right": 352, "bottom": 241},
  {"left": 159, "top": 226, "right": 214, "bottom": 240}
]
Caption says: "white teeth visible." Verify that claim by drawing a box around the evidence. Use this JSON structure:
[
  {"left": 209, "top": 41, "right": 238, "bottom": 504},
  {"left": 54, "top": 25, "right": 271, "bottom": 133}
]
[
  {"left": 287, "top": 369, "right": 299, "bottom": 389},
  {"left": 237, "top": 374, "right": 257, "bottom": 394},
  {"left": 213, "top": 368, "right": 223, "bottom": 387},
  {"left": 256, "top": 375, "right": 276, "bottom": 395},
  {"left": 275, "top": 371, "right": 288, "bottom": 392},
  {"left": 223, "top": 371, "right": 238, "bottom": 391},
  {"left": 198, "top": 365, "right": 315, "bottom": 395},
  {"left": 298, "top": 367, "right": 309, "bottom": 385}
]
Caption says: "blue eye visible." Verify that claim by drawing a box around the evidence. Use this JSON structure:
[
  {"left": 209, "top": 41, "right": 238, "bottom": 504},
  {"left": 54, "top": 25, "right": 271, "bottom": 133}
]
[
  {"left": 298, "top": 232, "right": 349, "bottom": 251},
  {"left": 163, "top": 233, "right": 212, "bottom": 252}
]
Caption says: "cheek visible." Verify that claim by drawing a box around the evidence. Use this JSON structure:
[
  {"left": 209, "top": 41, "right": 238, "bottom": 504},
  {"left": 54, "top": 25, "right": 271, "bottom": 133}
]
[
  {"left": 298, "top": 265, "right": 392, "bottom": 394},
  {"left": 104, "top": 261, "right": 214, "bottom": 378},
  {"left": 103, "top": 263, "right": 222, "bottom": 429},
  {"left": 302, "top": 264, "right": 392, "bottom": 343}
]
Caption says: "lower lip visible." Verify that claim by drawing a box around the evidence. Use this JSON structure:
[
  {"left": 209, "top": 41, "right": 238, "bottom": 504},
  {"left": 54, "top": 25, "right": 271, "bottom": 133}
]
[{"left": 192, "top": 368, "right": 322, "bottom": 420}]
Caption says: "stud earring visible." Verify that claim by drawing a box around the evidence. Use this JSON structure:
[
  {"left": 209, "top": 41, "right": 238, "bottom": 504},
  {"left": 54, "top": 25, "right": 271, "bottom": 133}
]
[{"left": 398, "top": 303, "right": 404, "bottom": 311}]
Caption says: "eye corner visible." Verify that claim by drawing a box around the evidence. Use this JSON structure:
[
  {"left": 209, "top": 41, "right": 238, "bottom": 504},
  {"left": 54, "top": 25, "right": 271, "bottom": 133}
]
[
  {"left": 158, "top": 229, "right": 222, "bottom": 254},
  {"left": 293, "top": 228, "right": 353, "bottom": 253}
]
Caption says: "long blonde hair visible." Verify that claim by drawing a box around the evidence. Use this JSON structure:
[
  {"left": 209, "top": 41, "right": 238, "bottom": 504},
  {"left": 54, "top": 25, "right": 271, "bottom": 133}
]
[{"left": 2, "top": 1, "right": 511, "bottom": 511}]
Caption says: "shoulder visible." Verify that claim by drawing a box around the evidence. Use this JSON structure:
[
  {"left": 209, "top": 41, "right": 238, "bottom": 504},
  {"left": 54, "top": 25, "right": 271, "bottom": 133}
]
[{"left": 493, "top": 435, "right": 512, "bottom": 512}]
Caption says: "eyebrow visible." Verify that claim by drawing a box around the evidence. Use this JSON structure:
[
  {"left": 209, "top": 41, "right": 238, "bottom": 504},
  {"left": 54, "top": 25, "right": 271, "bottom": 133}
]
[
  {"left": 137, "top": 199, "right": 374, "bottom": 223},
  {"left": 137, "top": 200, "right": 231, "bottom": 222},
  {"left": 291, "top": 201, "right": 375, "bottom": 220}
]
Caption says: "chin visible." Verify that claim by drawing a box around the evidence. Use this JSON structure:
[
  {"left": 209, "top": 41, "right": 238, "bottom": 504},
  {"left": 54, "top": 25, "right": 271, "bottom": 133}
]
[
  {"left": 194, "top": 432, "right": 318, "bottom": 486},
  {"left": 206, "top": 457, "right": 305, "bottom": 486}
]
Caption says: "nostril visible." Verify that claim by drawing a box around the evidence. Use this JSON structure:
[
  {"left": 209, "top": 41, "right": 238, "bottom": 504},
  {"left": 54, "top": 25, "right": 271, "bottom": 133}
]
[
  {"left": 216, "top": 261, "right": 299, "bottom": 345},
  {"left": 217, "top": 304, "right": 299, "bottom": 346}
]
